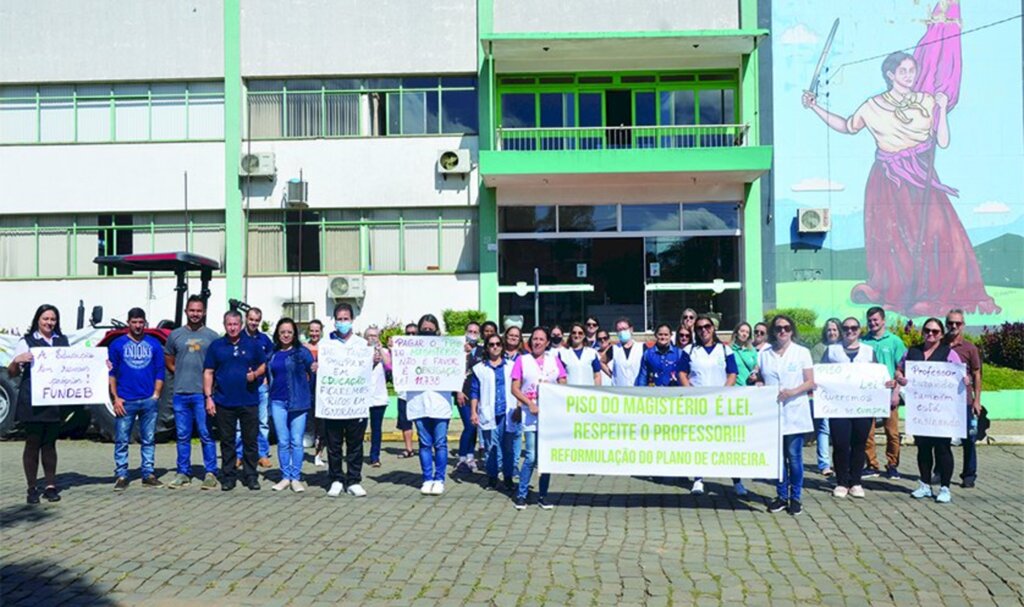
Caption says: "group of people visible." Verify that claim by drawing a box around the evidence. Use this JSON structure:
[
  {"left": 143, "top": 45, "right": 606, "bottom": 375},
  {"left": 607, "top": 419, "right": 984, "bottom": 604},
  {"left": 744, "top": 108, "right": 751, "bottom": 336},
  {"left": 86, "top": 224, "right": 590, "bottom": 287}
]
[{"left": 10, "top": 300, "right": 983, "bottom": 515}]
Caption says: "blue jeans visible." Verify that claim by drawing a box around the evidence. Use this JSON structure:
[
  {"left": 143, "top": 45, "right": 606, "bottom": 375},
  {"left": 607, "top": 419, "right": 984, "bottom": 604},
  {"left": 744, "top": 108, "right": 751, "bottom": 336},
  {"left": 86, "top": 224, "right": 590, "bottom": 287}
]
[
  {"left": 815, "top": 417, "right": 831, "bottom": 471},
  {"left": 777, "top": 434, "right": 804, "bottom": 502},
  {"left": 481, "top": 422, "right": 507, "bottom": 480},
  {"left": 114, "top": 398, "right": 158, "bottom": 478},
  {"left": 517, "top": 430, "right": 550, "bottom": 500},
  {"left": 270, "top": 400, "right": 307, "bottom": 481},
  {"left": 415, "top": 418, "right": 449, "bottom": 483},
  {"left": 502, "top": 423, "right": 523, "bottom": 480},
  {"left": 457, "top": 404, "right": 476, "bottom": 458},
  {"left": 237, "top": 383, "right": 270, "bottom": 459},
  {"left": 368, "top": 405, "right": 387, "bottom": 463},
  {"left": 962, "top": 407, "right": 978, "bottom": 481},
  {"left": 173, "top": 394, "right": 217, "bottom": 475}
]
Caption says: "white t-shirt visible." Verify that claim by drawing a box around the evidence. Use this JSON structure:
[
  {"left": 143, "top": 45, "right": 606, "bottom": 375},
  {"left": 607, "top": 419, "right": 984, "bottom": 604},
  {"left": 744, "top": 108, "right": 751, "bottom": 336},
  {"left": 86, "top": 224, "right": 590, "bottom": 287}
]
[{"left": 757, "top": 343, "right": 814, "bottom": 435}]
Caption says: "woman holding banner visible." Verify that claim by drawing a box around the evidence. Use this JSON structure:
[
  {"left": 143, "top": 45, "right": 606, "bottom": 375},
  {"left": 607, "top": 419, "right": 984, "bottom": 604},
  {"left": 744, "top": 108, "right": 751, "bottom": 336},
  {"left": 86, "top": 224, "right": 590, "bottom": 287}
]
[
  {"left": 821, "top": 317, "right": 877, "bottom": 498},
  {"left": 8, "top": 304, "right": 69, "bottom": 504},
  {"left": 363, "top": 326, "right": 391, "bottom": 468},
  {"left": 757, "top": 314, "right": 815, "bottom": 516},
  {"left": 680, "top": 315, "right": 746, "bottom": 497},
  {"left": 510, "top": 326, "right": 567, "bottom": 510},
  {"left": 811, "top": 318, "right": 842, "bottom": 478},
  {"left": 407, "top": 314, "right": 455, "bottom": 496},
  {"left": 267, "top": 318, "right": 316, "bottom": 493},
  {"left": 895, "top": 317, "right": 964, "bottom": 504}
]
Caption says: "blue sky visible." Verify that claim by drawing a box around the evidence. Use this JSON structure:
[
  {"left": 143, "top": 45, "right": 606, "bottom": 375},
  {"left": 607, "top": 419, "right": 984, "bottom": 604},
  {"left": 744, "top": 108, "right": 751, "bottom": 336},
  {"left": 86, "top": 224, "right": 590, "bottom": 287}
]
[{"left": 772, "top": 0, "right": 1024, "bottom": 250}]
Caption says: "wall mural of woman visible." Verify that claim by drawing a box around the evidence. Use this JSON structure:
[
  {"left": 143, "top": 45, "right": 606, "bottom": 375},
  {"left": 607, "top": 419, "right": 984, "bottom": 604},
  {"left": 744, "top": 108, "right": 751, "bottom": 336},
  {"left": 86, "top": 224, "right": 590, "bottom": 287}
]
[{"left": 800, "top": 0, "right": 1000, "bottom": 317}]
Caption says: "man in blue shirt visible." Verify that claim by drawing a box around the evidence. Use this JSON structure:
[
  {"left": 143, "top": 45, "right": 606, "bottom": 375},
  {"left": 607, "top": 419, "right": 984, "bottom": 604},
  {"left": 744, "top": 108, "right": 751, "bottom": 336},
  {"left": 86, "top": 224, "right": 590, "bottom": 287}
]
[
  {"left": 469, "top": 335, "right": 513, "bottom": 491},
  {"left": 241, "top": 307, "right": 274, "bottom": 468},
  {"left": 204, "top": 310, "right": 267, "bottom": 491},
  {"left": 109, "top": 307, "right": 165, "bottom": 491}
]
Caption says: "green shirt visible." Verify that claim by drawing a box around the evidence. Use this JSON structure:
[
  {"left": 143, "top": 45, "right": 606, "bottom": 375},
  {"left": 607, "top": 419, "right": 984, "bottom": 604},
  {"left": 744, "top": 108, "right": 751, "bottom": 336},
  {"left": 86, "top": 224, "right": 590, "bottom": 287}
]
[
  {"left": 731, "top": 344, "right": 758, "bottom": 386},
  {"left": 862, "top": 330, "right": 907, "bottom": 378}
]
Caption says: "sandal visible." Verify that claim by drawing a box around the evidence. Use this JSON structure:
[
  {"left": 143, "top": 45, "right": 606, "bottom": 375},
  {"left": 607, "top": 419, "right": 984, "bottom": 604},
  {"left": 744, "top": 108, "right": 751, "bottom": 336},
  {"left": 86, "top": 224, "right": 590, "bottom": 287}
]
[{"left": 397, "top": 450, "right": 415, "bottom": 459}]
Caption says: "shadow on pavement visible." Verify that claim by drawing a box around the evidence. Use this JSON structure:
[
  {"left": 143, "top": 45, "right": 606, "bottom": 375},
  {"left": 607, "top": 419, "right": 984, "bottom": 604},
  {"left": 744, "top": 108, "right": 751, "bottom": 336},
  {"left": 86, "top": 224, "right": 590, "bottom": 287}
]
[
  {"left": 550, "top": 491, "right": 764, "bottom": 510},
  {"left": 0, "top": 503, "right": 55, "bottom": 530},
  {"left": 0, "top": 560, "right": 116, "bottom": 606},
  {"left": 368, "top": 469, "right": 425, "bottom": 489}
]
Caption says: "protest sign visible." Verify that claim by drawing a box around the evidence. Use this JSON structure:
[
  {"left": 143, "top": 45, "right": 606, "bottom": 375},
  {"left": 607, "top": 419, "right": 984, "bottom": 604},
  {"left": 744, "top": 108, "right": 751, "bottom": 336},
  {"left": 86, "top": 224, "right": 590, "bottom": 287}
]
[
  {"left": 538, "top": 384, "right": 782, "bottom": 478},
  {"left": 904, "top": 361, "right": 967, "bottom": 439},
  {"left": 30, "top": 347, "right": 109, "bottom": 406},
  {"left": 812, "top": 363, "right": 891, "bottom": 418},
  {"left": 390, "top": 336, "right": 464, "bottom": 393},
  {"left": 315, "top": 342, "right": 374, "bottom": 420}
]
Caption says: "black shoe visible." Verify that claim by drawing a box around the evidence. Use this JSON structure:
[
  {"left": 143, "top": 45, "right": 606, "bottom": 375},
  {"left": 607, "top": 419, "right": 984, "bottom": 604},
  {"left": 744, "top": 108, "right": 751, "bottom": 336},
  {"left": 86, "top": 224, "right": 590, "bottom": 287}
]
[
  {"left": 962, "top": 477, "right": 976, "bottom": 489},
  {"left": 113, "top": 477, "right": 129, "bottom": 492},
  {"left": 42, "top": 486, "right": 61, "bottom": 502},
  {"left": 767, "top": 498, "right": 787, "bottom": 513},
  {"left": 885, "top": 466, "right": 901, "bottom": 480},
  {"left": 788, "top": 499, "right": 803, "bottom": 516},
  {"left": 503, "top": 479, "right": 515, "bottom": 493},
  {"left": 141, "top": 475, "right": 163, "bottom": 488},
  {"left": 538, "top": 497, "right": 554, "bottom": 510},
  {"left": 513, "top": 497, "right": 527, "bottom": 510},
  {"left": 221, "top": 480, "right": 237, "bottom": 492},
  {"left": 26, "top": 487, "right": 40, "bottom": 505},
  {"left": 862, "top": 467, "right": 881, "bottom": 478},
  {"left": 485, "top": 477, "right": 498, "bottom": 491},
  {"left": 246, "top": 479, "right": 261, "bottom": 491}
]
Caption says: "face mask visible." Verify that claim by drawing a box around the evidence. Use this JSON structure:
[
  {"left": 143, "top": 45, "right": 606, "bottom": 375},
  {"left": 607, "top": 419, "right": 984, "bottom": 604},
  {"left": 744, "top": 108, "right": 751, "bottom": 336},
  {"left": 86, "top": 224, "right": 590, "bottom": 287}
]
[
  {"left": 465, "top": 334, "right": 479, "bottom": 345},
  {"left": 334, "top": 321, "right": 352, "bottom": 335},
  {"left": 420, "top": 329, "right": 437, "bottom": 336},
  {"left": 551, "top": 335, "right": 563, "bottom": 346},
  {"left": 617, "top": 330, "right": 632, "bottom": 343}
]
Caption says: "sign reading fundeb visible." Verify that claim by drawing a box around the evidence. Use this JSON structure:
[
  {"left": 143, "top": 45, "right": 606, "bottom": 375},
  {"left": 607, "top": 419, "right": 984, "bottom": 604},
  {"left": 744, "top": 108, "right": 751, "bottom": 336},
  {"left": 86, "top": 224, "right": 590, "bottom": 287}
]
[
  {"left": 390, "top": 336, "right": 465, "bottom": 393},
  {"left": 904, "top": 361, "right": 967, "bottom": 440},
  {"left": 30, "top": 347, "right": 110, "bottom": 406},
  {"left": 315, "top": 342, "right": 375, "bottom": 420},
  {"left": 538, "top": 384, "right": 782, "bottom": 479},
  {"left": 812, "top": 363, "right": 891, "bottom": 418}
]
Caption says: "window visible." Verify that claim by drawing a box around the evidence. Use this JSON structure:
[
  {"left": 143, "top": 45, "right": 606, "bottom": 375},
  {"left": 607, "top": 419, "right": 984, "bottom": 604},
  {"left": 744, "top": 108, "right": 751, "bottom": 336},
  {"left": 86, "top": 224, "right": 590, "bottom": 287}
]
[
  {"left": 621, "top": 204, "right": 681, "bottom": 232},
  {"left": 499, "top": 206, "right": 555, "bottom": 233},
  {"left": 246, "top": 77, "right": 477, "bottom": 139},
  {"left": 558, "top": 205, "right": 617, "bottom": 233},
  {"left": 0, "top": 82, "right": 223, "bottom": 144},
  {"left": 682, "top": 203, "right": 740, "bottom": 230}
]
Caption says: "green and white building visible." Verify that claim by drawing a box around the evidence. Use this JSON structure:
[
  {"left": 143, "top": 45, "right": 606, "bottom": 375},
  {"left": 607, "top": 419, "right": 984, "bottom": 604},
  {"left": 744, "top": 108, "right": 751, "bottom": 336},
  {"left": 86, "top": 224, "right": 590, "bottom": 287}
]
[{"left": 0, "top": 0, "right": 769, "bottom": 331}]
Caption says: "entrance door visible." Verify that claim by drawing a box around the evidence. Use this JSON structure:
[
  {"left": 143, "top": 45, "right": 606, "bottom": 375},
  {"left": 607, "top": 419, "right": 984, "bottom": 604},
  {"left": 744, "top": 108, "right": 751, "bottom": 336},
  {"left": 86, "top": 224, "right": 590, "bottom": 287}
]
[{"left": 605, "top": 90, "right": 632, "bottom": 149}]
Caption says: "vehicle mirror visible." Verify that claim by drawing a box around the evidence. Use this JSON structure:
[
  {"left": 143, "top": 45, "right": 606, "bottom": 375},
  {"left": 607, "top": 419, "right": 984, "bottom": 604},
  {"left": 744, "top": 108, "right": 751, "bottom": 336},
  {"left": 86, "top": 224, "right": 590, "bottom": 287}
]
[{"left": 90, "top": 306, "right": 103, "bottom": 327}]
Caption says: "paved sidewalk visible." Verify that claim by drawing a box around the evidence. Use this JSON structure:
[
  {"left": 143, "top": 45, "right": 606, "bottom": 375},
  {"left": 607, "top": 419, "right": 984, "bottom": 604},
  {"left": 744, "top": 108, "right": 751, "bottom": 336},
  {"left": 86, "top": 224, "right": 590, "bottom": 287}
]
[{"left": 0, "top": 440, "right": 1021, "bottom": 606}]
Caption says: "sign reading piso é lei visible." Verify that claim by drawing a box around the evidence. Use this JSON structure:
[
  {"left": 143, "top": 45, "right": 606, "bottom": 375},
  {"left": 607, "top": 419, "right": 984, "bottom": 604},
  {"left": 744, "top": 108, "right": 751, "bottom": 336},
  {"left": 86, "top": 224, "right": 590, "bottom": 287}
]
[{"left": 538, "top": 384, "right": 782, "bottom": 479}]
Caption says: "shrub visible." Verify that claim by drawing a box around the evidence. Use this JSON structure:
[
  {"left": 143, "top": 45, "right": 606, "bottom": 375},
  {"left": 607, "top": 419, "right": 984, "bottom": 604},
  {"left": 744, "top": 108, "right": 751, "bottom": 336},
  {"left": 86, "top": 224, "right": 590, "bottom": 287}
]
[
  {"left": 379, "top": 322, "right": 406, "bottom": 349},
  {"left": 442, "top": 309, "right": 487, "bottom": 335},
  {"left": 980, "top": 322, "right": 1024, "bottom": 371}
]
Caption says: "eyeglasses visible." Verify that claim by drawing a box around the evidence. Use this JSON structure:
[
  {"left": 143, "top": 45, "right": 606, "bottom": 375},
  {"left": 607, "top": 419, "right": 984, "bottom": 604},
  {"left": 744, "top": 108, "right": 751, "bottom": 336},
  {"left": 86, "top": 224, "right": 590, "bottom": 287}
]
[
  {"left": 755, "top": 329, "right": 767, "bottom": 335},
  {"left": 924, "top": 328, "right": 943, "bottom": 336},
  {"left": 585, "top": 322, "right": 598, "bottom": 327},
  {"left": 597, "top": 336, "right": 609, "bottom": 342},
  {"left": 571, "top": 330, "right": 584, "bottom": 336},
  {"left": 695, "top": 324, "right": 713, "bottom": 331},
  {"left": 842, "top": 325, "right": 860, "bottom": 332},
  {"left": 677, "top": 333, "right": 691, "bottom": 340},
  {"left": 774, "top": 325, "right": 793, "bottom": 333},
  {"left": 487, "top": 342, "right": 503, "bottom": 348},
  {"left": 683, "top": 314, "right": 695, "bottom": 320},
  {"left": 946, "top": 320, "right": 963, "bottom": 327}
]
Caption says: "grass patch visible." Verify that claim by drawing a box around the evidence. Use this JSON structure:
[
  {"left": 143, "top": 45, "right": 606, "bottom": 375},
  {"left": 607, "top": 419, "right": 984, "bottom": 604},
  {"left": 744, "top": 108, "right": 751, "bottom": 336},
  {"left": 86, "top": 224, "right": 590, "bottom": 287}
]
[{"left": 983, "top": 365, "right": 1024, "bottom": 391}]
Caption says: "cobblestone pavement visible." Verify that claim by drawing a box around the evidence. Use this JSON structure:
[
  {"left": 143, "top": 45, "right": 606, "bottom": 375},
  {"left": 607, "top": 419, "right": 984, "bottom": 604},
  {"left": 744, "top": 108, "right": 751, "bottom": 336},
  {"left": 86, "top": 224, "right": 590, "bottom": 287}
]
[{"left": 0, "top": 439, "right": 1021, "bottom": 606}]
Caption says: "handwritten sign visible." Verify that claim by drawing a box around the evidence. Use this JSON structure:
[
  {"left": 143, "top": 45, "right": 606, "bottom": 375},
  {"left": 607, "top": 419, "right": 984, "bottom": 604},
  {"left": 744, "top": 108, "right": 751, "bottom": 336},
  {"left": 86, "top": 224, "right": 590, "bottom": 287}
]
[
  {"left": 391, "top": 336, "right": 465, "bottom": 393},
  {"left": 315, "top": 342, "right": 374, "bottom": 420},
  {"left": 812, "top": 363, "right": 891, "bottom": 418},
  {"left": 30, "top": 347, "right": 110, "bottom": 406},
  {"left": 904, "top": 361, "right": 967, "bottom": 439}
]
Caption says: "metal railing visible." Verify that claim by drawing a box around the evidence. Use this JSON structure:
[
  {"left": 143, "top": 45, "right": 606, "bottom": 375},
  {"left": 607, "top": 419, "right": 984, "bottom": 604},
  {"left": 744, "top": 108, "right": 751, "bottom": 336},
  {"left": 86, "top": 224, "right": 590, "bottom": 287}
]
[{"left": 496, "top": 123, "right": 749, "bottom": 151}]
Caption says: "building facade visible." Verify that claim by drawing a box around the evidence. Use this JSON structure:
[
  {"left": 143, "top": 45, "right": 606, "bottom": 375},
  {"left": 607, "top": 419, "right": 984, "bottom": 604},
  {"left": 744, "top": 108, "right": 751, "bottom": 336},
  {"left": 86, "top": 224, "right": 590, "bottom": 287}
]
[{"left": 2, "top": 1, "right": 1017, "bottom": 333}]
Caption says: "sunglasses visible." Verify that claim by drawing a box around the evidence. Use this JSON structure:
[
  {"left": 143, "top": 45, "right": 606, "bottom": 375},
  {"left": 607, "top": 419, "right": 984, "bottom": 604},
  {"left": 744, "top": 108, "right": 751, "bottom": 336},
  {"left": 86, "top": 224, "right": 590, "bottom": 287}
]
[
  {"left": 677, "top": 333, "right": 691, "bottom": 340},
  {"left": 597, "top": 336, "right": 609, "bottom": 342},
  {"left": 946, "top": 320, "right": 963, "bottom": 327},
  {"left": 842, "top": 325, "right": 860, "bottom": 332},
  {"left": 487, "top": 342, "right": 503, "bottom": 348},
  {"left": 755, "top": 329, "right": 767, "bottom": 335},
  {"left": 585, "top": 322, "right": 598, "bottom": 327},
  {"left": 924, "top": 328, "right": 943, "bottom": 336},
  {"left": 695, "top": 324, "right": 713, "bottom": 331},
  {"left": 683, "top": 314, "right": 695, "bottom": 320},
  {"left": 571, "top": 330, "right": 584, "bottom": 336},
  {"left": 774, "top": 325, "right": 793, "bottom": 333}
]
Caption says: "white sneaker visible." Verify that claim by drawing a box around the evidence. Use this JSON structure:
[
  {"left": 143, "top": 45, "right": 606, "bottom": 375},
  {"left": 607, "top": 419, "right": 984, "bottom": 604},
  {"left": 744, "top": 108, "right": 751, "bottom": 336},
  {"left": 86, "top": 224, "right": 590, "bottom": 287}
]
[
  {"left": 911, "top": 482, "right": 933, "bottom": 499},
  {"left": 691, "top": 479, "right": 705, "bottom": 495},
  {"left": 849, "top": 485, "right": 865, "bottom": 498},
  {"left": 466, "top": 459, "right": 478, "bottom": 472},
  {"left": 272, "top": 479, "right": 290, "bottom": 492},
  {"left": 430, "top": 482, "right": 444, "bottom": 495},
  {"left": 314, "top": 454, "right": 327, "bottom": 468},
  {"left": 421, "top": 481, "right": 434, "bottom": 495},
  {"left": 290, "top": 480, "right": 305, "bottom": 493},
  {"left": 327, "top": 481, "right": 344, "bottom": 497},
  {"left": 833, "top": 486, "right": 849, "bottom": 498},
  {"left": 733, "top": 481, "right": 747, "bottom": 496},
  {"left": 935, "top": 486, "right": 952, "bottom": 504},
  {"left": 346, "top": 484, "right": 367, "bottom": 497}
]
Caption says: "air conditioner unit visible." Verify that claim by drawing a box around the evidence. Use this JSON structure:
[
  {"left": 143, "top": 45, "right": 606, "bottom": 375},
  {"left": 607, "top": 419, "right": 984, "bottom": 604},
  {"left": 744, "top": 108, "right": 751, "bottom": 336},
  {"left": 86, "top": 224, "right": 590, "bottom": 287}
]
[
  {"left": 437, "top": 149, "right": 471, "bottom": 175},
  {"left": 286, "top": 179, "right": 308, "bottom": 208},
  {"left": 328, "top": 275, "right": 365, "bottom": 299},
  {"left": 239, "top": 152, "right": 276, "bottom": 178},
  {"left": 797, "top": 208, "right": 832, "bottom": 233}
]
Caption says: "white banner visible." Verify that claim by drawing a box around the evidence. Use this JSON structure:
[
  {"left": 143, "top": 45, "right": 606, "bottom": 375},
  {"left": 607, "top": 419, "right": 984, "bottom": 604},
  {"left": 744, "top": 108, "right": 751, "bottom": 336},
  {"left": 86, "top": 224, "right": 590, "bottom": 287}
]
[
  {"left": 538, "top": 384, "right": 782, "bottom": 479},
  {"left": 390, "top": 336, "right": 465, "bottom": 393},
  {"left": 30, "top": 347, "right": 110, "bottom": 406},
  {"left": 315, "top": 342, "right": 374, "bottom": 420},
  {"left": 812, "top": 363, "right": 892, "bottom": 418},
  {"left": 904, "top": 361, "right": 967, "bottom": 439}
]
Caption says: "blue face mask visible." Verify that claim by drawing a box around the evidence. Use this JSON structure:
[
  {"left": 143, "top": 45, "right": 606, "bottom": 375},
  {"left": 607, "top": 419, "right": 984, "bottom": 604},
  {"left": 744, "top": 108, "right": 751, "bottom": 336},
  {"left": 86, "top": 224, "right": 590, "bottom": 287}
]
[
  {"left": 617, "top": 330, "right": 632, "bottom": 343},
  {"left": 335, "top": 321, "right": 352, "bottom": 335}
]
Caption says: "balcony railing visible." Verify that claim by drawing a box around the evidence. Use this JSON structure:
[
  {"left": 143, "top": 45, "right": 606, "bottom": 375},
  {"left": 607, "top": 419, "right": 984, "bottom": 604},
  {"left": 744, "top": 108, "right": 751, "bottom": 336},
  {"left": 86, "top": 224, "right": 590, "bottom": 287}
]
[{"left": 496, "top": 124, "right": 749, "bottom": 152}]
